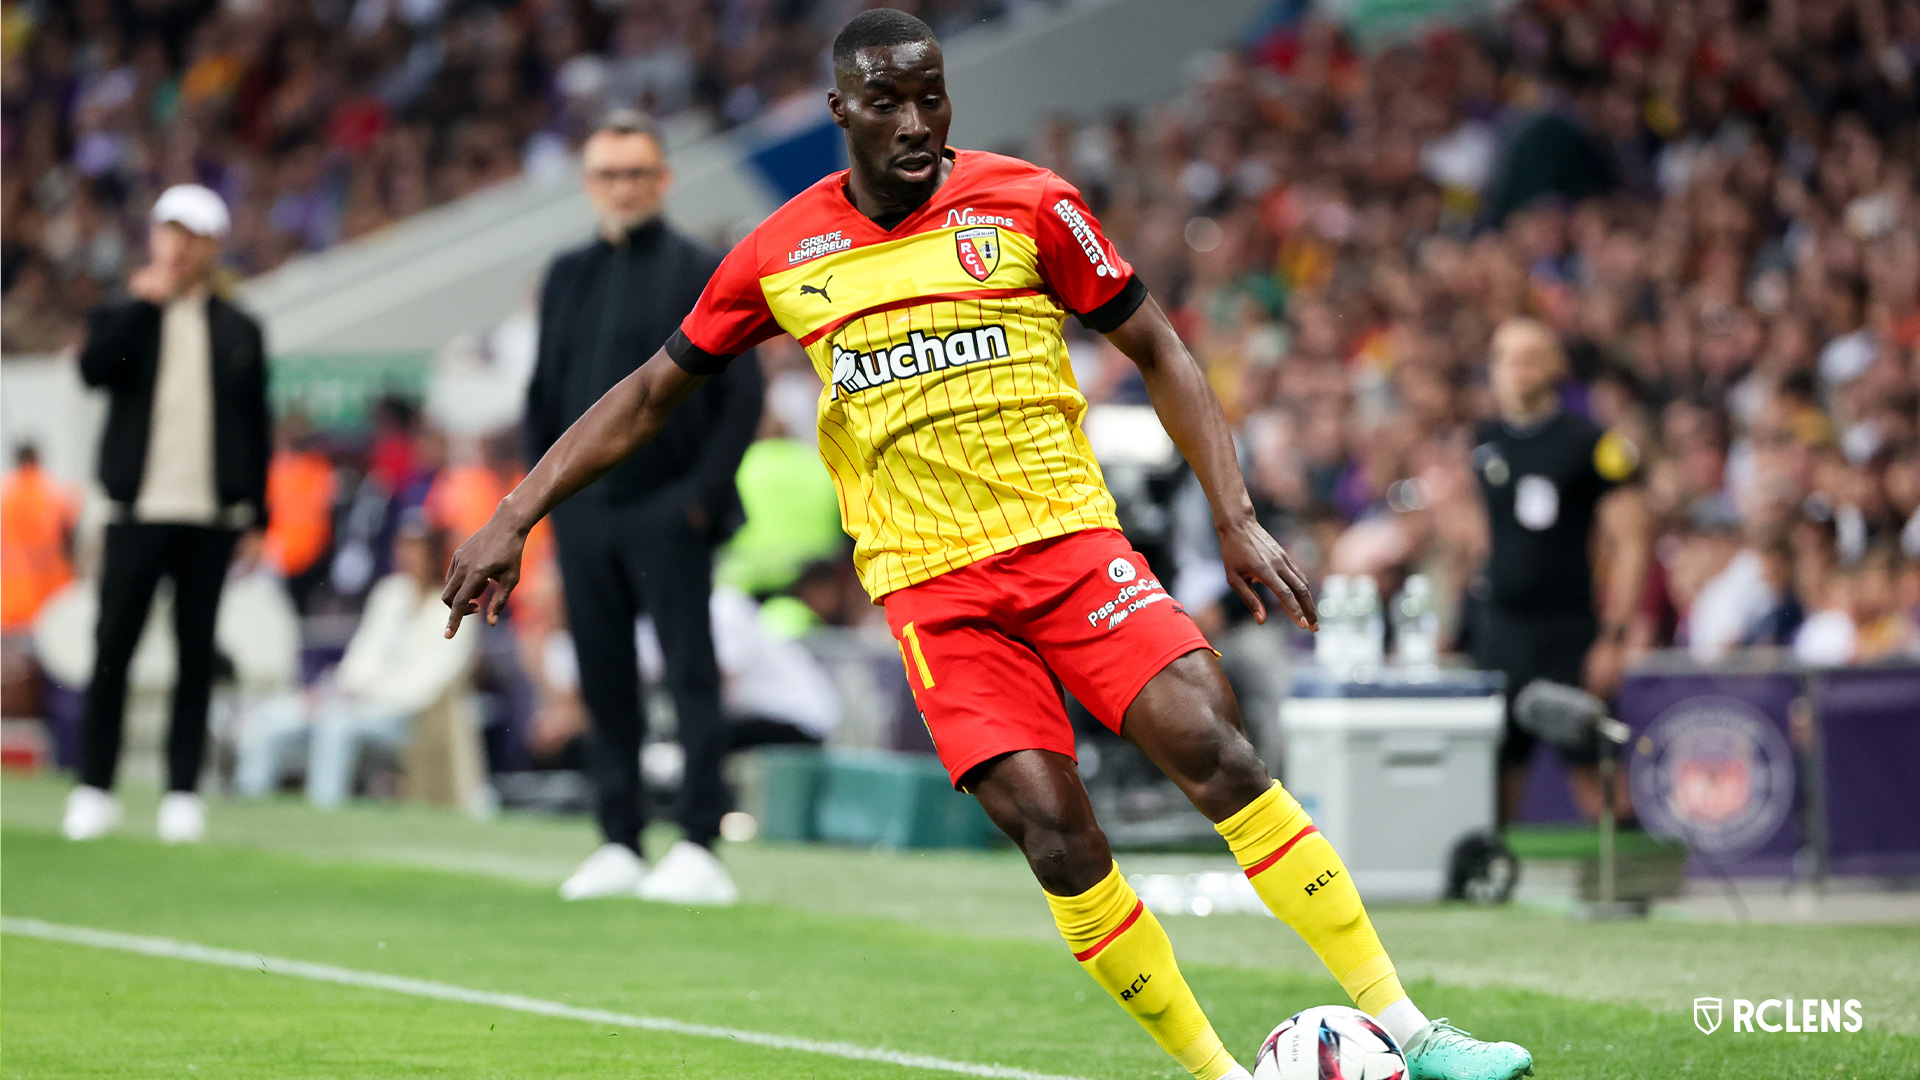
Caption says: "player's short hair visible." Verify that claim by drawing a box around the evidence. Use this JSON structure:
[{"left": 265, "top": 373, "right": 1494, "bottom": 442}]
[
  {"left": 590, "top": 106, "right": 661, "bottom": 145},
  {"left": 832, "top": 8, "right": 937, "bottom": 70}
]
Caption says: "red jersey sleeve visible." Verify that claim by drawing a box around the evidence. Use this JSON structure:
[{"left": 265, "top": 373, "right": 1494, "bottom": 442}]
[
  {"left": 668, "top": 234, "right": 779, "bottom": 374},
  {"left": 1035, "top": 174, "right": 1146, "bottom": 332}
]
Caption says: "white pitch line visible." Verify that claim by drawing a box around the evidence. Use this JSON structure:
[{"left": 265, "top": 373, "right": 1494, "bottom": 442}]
[{"left": 4, "top": 917, "right": 1088, "bottom": 1080}]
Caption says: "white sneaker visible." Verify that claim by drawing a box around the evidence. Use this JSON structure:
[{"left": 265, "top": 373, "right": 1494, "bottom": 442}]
[
  {"left": 559, "top": 843, "right": 647, "bottom": 900},
  {"left": 156, "top": 792, "right": 206, "bottom": 844},
  {"left": 63, "top": 786, "right": 121, "bottom": 841},
  {"left": 637, "top": 840, "right": 738, "bottom": 906}
]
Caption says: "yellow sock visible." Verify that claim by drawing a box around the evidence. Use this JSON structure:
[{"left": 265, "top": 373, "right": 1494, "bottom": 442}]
[
  {"left": 1215, "top": 781, "right": 1406, "bottom": 1016},
  {"left": 1045, "top": 863, "right": 1241, "bottom": 1080}
]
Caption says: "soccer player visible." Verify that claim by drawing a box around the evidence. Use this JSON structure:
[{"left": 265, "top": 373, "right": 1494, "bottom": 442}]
[{"left": 443, "top": 11, "right": 1533, "bottom": 1079}]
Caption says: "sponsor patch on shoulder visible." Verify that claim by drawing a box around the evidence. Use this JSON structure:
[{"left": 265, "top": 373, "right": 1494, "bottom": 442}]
[{"left": 787, "top": 231, "right": 852, "bottom": 265}]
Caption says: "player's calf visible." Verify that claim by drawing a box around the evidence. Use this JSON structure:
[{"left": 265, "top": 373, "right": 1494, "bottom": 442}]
[{"left": 969, "top": 749, "right": 1248, "bottom": 1080}]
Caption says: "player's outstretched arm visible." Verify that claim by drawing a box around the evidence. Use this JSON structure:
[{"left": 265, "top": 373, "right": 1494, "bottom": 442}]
[
  {"left": 1103, "top": 296, "right": 1317, "bottom": 631},
  {"left": 441, "top": 348, "right": 707, "bottom": 637}
]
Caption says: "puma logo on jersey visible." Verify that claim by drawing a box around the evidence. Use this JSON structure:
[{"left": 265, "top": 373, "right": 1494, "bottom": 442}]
[
  {"left": 829, "top": 324, "right": 1010, "bottom": 399},
  {"left": 799, "top": 276, "right": 833, "bottom": 303}
]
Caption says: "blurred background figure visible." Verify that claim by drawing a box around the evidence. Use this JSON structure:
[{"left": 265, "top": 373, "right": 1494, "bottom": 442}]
[
  {"left": 1, "top": 443, "right": 78, "bottom": 730},
  {"left": 260, "top": 413, "right": 336, "bottom": 613},
  {"left": 66, "top": 184, "right": 270, "bottom": 846},
  {"left": 1, "top": 443, "right": 77, "bottom": 638},
  {"left": 234, "top": 510, "right": 478, "bottom": 811},
  {"left": 524, "top": 108, "right": 762, "bottom": 904},
  {"left": 1468, "top": 319, "right": 1649, "bottom": 824}
]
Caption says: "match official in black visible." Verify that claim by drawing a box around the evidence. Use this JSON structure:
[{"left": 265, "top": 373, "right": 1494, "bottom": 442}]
[
  {"left": 1470, "top": 318, "right": 1649, "bottom": 826},
  {"left": 527, "top": 109, "right": 762, "bottom": 904},
  {"left": 66, "top": 184, "right": 271, "bottom": 847}
]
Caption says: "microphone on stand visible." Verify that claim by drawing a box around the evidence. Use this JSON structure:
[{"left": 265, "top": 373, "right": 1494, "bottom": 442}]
[
  {"left": 1514, "top": 679, "right": 1631, "bottom": 751},
  {"left": 1512, "top": 679, "right": 1635, "bottom": 916}
]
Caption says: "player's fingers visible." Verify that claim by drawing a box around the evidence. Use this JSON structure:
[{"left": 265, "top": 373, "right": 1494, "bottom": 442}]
[
  {"left": 486, "top": 570, "right": 519, "bottom": 625},
  {"left": 1264, "top": 574, "right": 1309, "bottom": 629},
  {"left": 1273, "top": 551, "right": 1318, "bottom": 630},
  {"left": 441, "top": 555, "right": 467, "bottom": 607},
  {"left": 1250, "top": 561, "right": 1308, "bottom": 630},
  {"left": 1229, "top": 572, "right": 1267, "bottom": 624},
  {"left": 444, "top": 573, "right": 485, "bottom": 638}
]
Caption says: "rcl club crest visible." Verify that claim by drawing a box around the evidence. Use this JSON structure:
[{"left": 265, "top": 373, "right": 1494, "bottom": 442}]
[
  {"left": 1628, "top": 696, "right": 1794, "bottom": 856},
  {"left": 955, "top": 226, "right": 999, "bottom": 282}
]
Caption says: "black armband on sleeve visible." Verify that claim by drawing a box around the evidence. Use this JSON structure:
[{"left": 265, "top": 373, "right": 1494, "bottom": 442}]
[
  {"left": 1074, "top": 274, "right": 1149, "bottom": 334},
  {"left": 666, "top": 328, "right": 734, "bottom": 376}
]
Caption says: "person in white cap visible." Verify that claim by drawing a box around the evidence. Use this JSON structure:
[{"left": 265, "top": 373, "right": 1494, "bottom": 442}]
[{"left": 65, "top": 183, "right": 272, "bottom": 845}]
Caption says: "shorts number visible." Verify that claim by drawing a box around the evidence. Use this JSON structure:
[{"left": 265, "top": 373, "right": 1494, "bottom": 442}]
[{"left": 901, "top": 621, "right": 936, "bottom": 690}]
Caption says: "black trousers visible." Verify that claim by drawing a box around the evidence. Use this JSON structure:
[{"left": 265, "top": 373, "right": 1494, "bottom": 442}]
[
  {"left": 1471, "top": 603, "right": 1600, "bottom": 768},
  {"left": 80, "top": 522, "right": 239, "bottom": 792},
  {"left": 553, "top": 497, "right": 727, "bottom": 850}
]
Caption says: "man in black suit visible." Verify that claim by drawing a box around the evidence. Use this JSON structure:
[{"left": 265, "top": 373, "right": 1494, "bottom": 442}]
[
  {"left": 526, "top": 109, "right": 762, "bottom": 903},
  {"left": 65, "top": 184, "right": 271, "bottom": 845}
]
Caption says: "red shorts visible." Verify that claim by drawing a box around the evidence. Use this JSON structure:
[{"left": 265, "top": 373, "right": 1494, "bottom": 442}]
[{"left": 882, "top": 528, "right": 1213, "bottom": 787}]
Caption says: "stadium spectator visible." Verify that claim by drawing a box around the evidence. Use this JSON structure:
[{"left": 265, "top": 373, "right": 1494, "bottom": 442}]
[
  {"left": 234, "top": 509, "right": 478, "bottom": 808},
  {"left": 261, "top": 412, "right": 337, "bottom": 611},
  {"left": 634, "top": 585, "right": 841, "bottom": 752},
  {"left": 0, "top": 441, "right": 77, "bottom": 729},
  {"left": 0, "top": 0, "right": 1042, "bottom": 350},
  {"left": 0, "top": 443, "right": 77, "bottom": 635},
  {"left": 1006, "top": 4, "right": 1920, "bottom": 687},
  {"left": 66, "top": 183, "right": 270, "bottom": 846},
  {"left": 524, "top": 108, "right": 761, "bottom": 905}
]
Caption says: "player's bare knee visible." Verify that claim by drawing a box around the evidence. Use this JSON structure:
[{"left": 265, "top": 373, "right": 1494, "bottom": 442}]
[
  {"left": 1022, "top": 821, "right": 1111, "bottom": 896},
  {"left": 1185, "top": 733, "right": 1270, "bottom": 821}
]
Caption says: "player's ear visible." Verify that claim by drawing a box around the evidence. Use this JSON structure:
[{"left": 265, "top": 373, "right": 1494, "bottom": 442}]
[{"left": 827, "top": 87, "right": 849, "bottom": 129}]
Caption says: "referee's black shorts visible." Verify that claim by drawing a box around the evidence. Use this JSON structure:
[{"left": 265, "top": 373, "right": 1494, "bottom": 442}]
[{"left": 1470, "top": 604, "right": 1601, "bottom": 767}]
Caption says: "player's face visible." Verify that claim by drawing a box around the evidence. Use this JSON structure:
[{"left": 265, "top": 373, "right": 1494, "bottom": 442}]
[
  {"left": 582, "top": 131, "right": 670, "bottom": 237},
  {"left": 830, "top": 42, "right": 951, "bottom": 203}
]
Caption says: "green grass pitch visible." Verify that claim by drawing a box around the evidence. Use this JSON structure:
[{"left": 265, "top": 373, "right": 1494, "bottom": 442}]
[{"left": 2, "top": 774, "right": 1914, "bottom": 1078}]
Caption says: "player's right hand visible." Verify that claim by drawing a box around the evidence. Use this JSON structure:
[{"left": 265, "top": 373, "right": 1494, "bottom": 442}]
[{"left": 441, "top": 514, "right": 527, "bottom": 638}]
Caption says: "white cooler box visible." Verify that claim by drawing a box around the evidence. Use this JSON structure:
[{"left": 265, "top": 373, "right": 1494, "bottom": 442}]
[{"left": 1281, "top": 671, "right": 1505, "bottom": 901}]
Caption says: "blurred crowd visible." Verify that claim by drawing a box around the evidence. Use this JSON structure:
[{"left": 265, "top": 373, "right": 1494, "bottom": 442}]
[
  {"left": 9, "top": 0, "right": 1920, "bottom": 809},
  {"left": 1028, "top": 0, "right": 1920, "bottom": 667},
  {"left": 0, "top": 0, "right": 1049, "bottom": 354}
]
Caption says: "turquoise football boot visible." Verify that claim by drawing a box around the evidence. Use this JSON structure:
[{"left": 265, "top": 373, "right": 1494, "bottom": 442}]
[{"left": 1402, "top": 1018, "right": 1534, "bottom": 1080}]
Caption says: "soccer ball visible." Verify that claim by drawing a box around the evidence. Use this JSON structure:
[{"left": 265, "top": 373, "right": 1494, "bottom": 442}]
[{"left": 1252, "top": 1005, "right": 1407, "bottom": 1080}]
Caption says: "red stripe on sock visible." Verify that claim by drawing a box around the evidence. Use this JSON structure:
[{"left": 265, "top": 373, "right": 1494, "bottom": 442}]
[
  {"left": 1243, "top": 825, "right": 1319, "bottom": 879},
  {"left": 1072, "top": 899, "right": 1144, "bottom": 962}
]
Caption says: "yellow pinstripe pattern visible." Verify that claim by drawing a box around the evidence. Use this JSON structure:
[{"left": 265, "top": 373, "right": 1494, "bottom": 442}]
[{"left": 771, "top": 223, "right": 1119, "bottom": 598}]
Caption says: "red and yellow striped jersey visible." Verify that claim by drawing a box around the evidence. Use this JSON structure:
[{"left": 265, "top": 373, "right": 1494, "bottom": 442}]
[{"left": 671, "top": 149, "right": 1144, "bottom": 599}]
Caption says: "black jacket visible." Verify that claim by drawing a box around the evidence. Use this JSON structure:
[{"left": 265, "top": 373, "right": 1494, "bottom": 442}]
[
  {"left": 526, "top": 218, "right": 761, "bottom": 533},
  {"left": 79, "top": 293, "right": 271, "bottom": 528}
]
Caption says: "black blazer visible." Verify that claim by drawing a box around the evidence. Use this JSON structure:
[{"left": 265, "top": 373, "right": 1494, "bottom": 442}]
[
  {"left": 526, "top": 219, "right": 761, "bottom": 532},
  {"left": 78, "top": 294, "right": 271, "bottom": 528}
]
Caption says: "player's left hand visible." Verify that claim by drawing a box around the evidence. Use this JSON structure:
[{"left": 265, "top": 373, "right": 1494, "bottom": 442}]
[{"left": 1216, "top": 514, "right": 1317, "bottom": 631}]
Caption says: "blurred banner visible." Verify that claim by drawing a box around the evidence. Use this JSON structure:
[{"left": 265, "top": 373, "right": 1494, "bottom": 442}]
[
  {"left": 270, "top": 352, "right": 432, "bottom": 430},
  {"left": 1535, "top": 662, "right": 1920, "bottom": 879}
]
